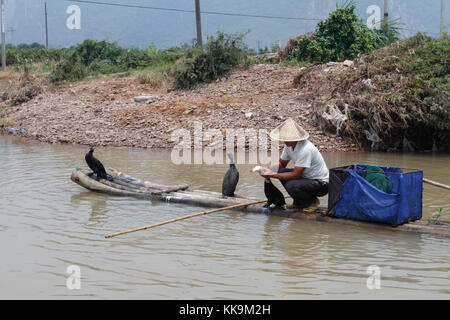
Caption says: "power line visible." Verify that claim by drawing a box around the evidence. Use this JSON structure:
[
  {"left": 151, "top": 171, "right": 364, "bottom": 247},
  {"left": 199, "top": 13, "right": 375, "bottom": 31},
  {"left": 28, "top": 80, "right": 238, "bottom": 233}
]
[
  {"left": 62, "top": 0, "right": 323, "bottom": 21},
  {"left": 60, "top": 0, "right": 442, "bottom": 38}
]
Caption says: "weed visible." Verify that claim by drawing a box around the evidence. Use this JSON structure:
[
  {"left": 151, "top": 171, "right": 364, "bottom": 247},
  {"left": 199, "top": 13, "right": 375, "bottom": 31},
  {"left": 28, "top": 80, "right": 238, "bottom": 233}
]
[{"left": 428, "top": 207, "right": 445, "bottom": 225}]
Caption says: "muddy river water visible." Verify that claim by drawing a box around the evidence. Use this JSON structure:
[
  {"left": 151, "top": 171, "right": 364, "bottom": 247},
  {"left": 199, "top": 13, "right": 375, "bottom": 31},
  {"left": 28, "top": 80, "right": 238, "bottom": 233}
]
[{"left": 0, "top": 135, "right": 449, "bottom": 299}]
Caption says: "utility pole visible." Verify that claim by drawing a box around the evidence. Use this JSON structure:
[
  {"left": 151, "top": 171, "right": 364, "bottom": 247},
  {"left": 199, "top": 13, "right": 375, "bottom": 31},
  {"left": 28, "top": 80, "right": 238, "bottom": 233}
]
[
  {"left": 1, "top": 0, "right": 5, "bottom": 71},
  {"left": 384, "top": 0, "right": 389, "bottom": 18},
  {"left": 45, "top": 2, "right": 49, "bottom": 49},
  {"left": 441, "top": 0, "right": 446, "bottom": 37},
  {"left": 195, "top": 0, "right": 202, "bottom": 48}
]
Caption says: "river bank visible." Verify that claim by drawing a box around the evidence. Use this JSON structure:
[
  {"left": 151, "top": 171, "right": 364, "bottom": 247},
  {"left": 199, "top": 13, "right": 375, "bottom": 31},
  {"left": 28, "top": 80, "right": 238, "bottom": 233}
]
[{"left": 0, "top": 64, "right": 358, "bottom": 152}]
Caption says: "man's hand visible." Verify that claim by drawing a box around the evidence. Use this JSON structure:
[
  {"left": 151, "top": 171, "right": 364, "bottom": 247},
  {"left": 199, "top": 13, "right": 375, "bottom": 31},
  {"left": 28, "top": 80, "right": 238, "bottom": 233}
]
[{"left": 260, "top": 167, "right": 276, "bottom": 179}]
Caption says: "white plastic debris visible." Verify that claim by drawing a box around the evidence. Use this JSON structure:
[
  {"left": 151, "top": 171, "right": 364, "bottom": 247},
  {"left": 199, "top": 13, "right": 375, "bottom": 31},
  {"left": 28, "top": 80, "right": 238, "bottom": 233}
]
[
  {"left": 133, "top": 95, "right": 158, "bottom": 103},
  {"left": 362, "top": 79, "right": 376, "bottom": 90},
  {"left": 364, "top": 128, "right": 382, "bottom": 150},
  {"left": 321, "top": 104, "right": 348, "bottom": 136}
]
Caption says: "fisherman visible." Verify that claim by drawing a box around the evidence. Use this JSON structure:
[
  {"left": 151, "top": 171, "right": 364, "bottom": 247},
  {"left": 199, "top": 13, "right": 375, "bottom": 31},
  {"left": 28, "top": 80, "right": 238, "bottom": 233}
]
[{"left": 258, "top": 117, "right": 329, "bottom": 210}]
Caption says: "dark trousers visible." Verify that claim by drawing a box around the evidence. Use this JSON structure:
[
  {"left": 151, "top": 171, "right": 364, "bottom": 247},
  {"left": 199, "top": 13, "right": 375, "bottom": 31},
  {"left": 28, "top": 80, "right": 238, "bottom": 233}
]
[{"left": 278, "top": 168, "right": 329, "bottom": 208}]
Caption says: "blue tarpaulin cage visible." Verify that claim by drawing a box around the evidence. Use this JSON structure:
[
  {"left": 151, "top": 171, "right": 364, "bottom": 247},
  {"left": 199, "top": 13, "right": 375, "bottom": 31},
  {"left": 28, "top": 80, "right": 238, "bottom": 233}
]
[{"left": 328, "top": 164, "right": 423, "bottom": 226}]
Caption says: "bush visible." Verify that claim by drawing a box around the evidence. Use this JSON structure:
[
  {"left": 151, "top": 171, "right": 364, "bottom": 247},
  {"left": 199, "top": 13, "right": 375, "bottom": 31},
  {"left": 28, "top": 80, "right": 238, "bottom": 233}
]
[
  {"left": 2, "top": 45, "right": 67, "bottom": 66},
  {"left": 50, "top": 40, "right": 155, "bottom": 83},
  {"left": 50, "top": 56, "right": 87, "bottom": 83},
  {"left": 174, "top": 31, "right": 248, "bottom": 88},
  {"left": 290, "top": 1, "right": 398, "bottom": 63},
  {"left": 49, "top": 40, "right": 186, "bottom": 84},
  {"left": 371, "top": 18, "right": 401, "bottom": 49},
  {"left": 116, "top": 48, "right": 152, "bottom": 69}
]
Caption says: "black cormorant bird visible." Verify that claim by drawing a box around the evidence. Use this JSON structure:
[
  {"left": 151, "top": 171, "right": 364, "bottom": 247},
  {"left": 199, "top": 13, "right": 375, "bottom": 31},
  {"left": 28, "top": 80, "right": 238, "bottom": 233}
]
[
  {"left": 85, "top": 145, "right": 108, "bottom": 180},
  {"left": 222, "top": 153, "right": 239, "bottom": 197},
  {"left": 263, "top": 178, "right": 286, "bottom": 209},
  {"left": 251, "top": 166, "right": 286, "bottom": 209}
]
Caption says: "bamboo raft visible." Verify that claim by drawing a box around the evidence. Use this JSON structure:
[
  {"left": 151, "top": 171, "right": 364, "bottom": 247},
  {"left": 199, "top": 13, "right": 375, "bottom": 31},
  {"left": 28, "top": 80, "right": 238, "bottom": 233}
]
[{"left": 70, "top": 168, "right": 450, "bottom": 238}]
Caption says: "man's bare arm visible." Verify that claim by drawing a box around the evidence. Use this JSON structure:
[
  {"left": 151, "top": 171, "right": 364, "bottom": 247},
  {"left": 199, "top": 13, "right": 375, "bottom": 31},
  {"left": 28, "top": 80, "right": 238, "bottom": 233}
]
[
  {"left": 269, "top": 159, "right": 289, "bottom": 172},
  {"left": 273, "top": 166, "right": 305, "bottom": 181}
]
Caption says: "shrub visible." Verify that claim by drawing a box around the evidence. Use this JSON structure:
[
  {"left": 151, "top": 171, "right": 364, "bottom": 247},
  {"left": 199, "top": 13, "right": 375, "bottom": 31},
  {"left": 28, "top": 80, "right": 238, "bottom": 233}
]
[
  {"left": 371, "top": 18, "right": 401, "bottom": 48},
  {"left": 116, "top": 48, "right": 152, "bottom": 69},
  {"left": 174, "top": 31, "right": 248, "bottom": 88},
  {"left": 290, "top": 1, "right": 399, "bottom": 63},
  {"left": 2, "top": 45, "right": 67, "bottom": 66},
  {"left": 50, "top": 56, "right": 87, "bottom": 83},
  {"left": 49, "top": 40, "right": 186, "bottom": 83},
  {"left": 50, "top": 40, "right": 155, "bottom": 83}
]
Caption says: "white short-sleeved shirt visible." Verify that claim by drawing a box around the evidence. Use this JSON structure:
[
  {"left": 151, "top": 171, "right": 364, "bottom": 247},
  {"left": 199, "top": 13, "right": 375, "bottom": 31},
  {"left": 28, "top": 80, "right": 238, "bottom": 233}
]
[{"left": 280, "top": 140, "right": 329, "bottom": 182}]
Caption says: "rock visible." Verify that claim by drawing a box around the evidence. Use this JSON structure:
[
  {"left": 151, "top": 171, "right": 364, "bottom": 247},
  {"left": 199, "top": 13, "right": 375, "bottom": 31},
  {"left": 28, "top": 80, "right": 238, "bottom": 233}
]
[
  {"left": 245, "top": 112, "right": 255, "bottom": 120},
  {"left": 326, "top": 62, "right": 337, "bottom": 66},
  {"left": 342, "top": 60, "right": 354, "bottom": 67},
  {"left": 7, "top": 127, "right": 28, "bottom": 135},
  {"left": 133, "top": 95, "right": 158, "bottom": 103}
]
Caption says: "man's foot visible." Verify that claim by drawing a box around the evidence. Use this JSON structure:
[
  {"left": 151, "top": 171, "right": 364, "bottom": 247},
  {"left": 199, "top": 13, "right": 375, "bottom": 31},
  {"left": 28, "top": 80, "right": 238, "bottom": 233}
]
[
  {"left": 303, "top": 198, "right": 320, "bottom": 213},
  {"left": 286, "top": 203, "right": 302, "bottom": 210}
]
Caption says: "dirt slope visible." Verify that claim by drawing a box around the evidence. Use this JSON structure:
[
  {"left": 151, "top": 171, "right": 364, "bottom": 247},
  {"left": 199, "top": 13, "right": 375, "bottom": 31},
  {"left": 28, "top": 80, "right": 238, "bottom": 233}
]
[{"left": 2, "top": 64, "right": 358, "bottom": 152}]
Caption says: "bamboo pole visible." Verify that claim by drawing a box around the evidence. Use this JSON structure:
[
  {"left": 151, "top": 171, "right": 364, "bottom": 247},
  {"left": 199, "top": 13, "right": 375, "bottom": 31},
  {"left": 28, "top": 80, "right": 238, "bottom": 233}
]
[
  {"left": 423, "top": 178, "right": 450, "bottom": 191},
  {"left": 105, "top": 198, "right": 270, "bottom": 239}
]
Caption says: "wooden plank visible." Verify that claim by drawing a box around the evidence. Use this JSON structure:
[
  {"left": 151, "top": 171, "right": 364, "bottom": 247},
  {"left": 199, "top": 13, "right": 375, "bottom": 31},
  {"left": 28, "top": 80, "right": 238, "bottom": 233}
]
[{"left": 423, "top": 178, "right": 450, "bottom": 191}]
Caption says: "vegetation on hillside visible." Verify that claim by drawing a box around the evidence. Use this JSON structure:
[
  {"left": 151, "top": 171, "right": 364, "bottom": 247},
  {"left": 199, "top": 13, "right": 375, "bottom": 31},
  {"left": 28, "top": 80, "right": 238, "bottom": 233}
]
[
  {"left": 49, "top": 40, "right": 185, "bottom": 83},
  {"left": 325, "top": 33, "right": 449, "bottom": 151},
  {"left": 2, "top": 43, "right": 68, "bottom": 69},
  {"left": 48, "top": 33, "right": 249, "bottom": 86},
  {"left": 174, "top": 31, "right": 249, "bottom": 88},
  {"left": 286, "top": 1, "right": 400, "bottom": 63}
]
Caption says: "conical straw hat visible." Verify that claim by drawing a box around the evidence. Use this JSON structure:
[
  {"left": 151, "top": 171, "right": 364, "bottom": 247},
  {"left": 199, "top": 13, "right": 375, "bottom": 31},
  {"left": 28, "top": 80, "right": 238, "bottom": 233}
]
[{"left": 270, "top": 117, "right": 309, "bottom": 142}]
